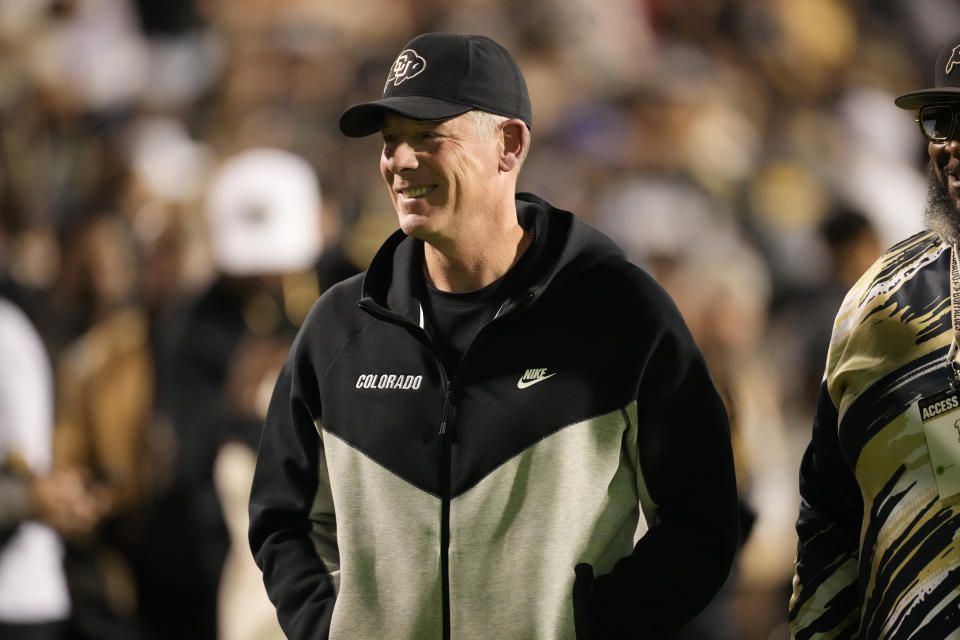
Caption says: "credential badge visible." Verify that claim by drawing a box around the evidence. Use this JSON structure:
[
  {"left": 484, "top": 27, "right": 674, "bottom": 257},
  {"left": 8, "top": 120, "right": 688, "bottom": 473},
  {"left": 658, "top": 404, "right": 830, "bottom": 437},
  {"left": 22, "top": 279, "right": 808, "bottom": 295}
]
[{"left": 385, "top": 49, "right": 426, "bottom": 91}]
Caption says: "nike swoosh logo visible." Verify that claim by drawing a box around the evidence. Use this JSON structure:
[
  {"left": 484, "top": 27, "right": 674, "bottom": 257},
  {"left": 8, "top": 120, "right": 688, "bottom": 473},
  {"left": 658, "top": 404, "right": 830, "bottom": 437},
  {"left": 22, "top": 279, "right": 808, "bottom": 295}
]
[{"left": 517, "top": 373, "right": 557, "bottom": 389}]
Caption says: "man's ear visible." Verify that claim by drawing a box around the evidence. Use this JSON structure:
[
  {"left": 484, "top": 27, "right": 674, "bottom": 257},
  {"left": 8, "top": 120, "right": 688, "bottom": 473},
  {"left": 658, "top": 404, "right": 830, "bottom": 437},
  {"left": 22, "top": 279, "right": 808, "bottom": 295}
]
[{"left": 498, "top": 119, "right": 529, "bottom": 173}]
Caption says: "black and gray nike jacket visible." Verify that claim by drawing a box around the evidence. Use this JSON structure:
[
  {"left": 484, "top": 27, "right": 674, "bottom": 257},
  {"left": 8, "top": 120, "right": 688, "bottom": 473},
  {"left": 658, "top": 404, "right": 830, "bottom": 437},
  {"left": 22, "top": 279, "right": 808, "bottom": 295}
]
[{"left": 249, "top": 192, "right": 739, "bottom": 640}]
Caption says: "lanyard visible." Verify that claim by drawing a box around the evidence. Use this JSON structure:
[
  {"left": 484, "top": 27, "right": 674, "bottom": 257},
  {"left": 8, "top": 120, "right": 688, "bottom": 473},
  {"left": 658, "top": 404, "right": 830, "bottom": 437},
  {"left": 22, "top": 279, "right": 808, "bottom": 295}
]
[{"left": 948, "top": 245, "right": 960, "bottom": 386}]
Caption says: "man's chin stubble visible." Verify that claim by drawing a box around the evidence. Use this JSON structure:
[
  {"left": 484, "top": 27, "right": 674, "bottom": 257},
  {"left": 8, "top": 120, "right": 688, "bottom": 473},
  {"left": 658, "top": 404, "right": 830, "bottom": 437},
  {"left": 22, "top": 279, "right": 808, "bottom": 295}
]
[{"left": 924, "top": 164, "right": 960, "bottom": 245}]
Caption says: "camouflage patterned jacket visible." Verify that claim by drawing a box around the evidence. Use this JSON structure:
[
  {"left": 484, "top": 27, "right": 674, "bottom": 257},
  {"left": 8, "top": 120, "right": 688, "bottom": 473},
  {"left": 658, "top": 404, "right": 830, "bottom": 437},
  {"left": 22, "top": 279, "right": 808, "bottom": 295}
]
[{"left": 790, "top": 231, "right": 960, "bottom": 639}]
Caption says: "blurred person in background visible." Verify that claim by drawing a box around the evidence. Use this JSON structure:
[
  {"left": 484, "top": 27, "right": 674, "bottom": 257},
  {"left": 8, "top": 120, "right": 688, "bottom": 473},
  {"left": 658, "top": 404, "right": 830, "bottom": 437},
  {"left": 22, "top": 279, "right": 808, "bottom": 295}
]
[
  {"left": 789, "top": 33, "right": 960, "bottom": 638},
  {"left": 249, "top": 32, "right": 738, "bottom": 640},
  {"left": 46, "top": 111, "right": 219, "bottom": 640},
  {"left": 796, "top": 206, "right": 883, "bottom": 406},
  {"left": 0, "top": 292, "right": 105, "bottom": 640},
  {"left": 138, "top": 148, "right": 322, "bottom": 640},
  {"left": 51, "top": 211, "right": 152, "bottom": 640},
  {"left": 669, "top": 238, "right": 798, "bottom": 640}
]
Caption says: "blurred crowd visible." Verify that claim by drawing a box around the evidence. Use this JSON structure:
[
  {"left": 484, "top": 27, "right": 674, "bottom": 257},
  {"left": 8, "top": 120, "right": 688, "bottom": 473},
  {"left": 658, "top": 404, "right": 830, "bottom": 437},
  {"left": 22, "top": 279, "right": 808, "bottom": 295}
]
[{"left": 0, "top": 0, "right": 955, "bottom": 639}]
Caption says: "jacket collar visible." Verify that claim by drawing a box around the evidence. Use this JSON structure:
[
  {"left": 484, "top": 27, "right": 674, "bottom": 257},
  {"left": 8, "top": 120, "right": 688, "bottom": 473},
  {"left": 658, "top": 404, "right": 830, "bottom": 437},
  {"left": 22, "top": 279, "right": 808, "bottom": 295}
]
[{"left": 359, "top": 193, "right": 621, "bottom": 325}]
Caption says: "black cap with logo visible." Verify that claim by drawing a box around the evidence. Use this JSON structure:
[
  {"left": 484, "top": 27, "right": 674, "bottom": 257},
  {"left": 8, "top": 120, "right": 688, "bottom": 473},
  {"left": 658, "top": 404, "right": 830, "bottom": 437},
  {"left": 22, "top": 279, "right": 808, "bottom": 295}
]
[
  {"left": 896, "top": 33, "right": 960, "bottom": 109},
  {"left": 339, "top": 33, "right": 532, "bottom": 138}
]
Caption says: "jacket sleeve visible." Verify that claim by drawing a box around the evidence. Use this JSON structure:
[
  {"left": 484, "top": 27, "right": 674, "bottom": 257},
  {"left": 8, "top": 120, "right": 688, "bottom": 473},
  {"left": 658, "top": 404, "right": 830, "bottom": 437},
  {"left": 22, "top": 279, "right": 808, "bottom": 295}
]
[
  {"left": 249, "top": 335, "right": 337, "bottom": 640},
  {"left": 787, "top": 382, "right": 862, "bottom": 639},
  {"left": 584, "top": 281, "right": 740, "bottom": 639}
]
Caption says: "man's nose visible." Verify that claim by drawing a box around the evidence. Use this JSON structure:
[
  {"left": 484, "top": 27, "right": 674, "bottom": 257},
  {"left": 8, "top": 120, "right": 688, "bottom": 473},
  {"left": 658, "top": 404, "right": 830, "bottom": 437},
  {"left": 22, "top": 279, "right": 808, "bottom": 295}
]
[
  {"left": 387, "top": 141, "right": 418, "bottom": 172},
  {"left": 944, "top": 135, "right": 960, "bottom": 155}
]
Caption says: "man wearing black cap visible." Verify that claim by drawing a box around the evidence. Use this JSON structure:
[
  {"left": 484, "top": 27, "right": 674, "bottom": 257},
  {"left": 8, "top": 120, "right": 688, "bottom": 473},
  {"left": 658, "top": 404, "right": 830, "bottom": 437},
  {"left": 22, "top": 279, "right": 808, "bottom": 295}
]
[
  {"left": 789, "top": 35, "right": 960, "bottom": 640},
  {"left": 249, "top": 33, "right": 739, "bottom": 640}
]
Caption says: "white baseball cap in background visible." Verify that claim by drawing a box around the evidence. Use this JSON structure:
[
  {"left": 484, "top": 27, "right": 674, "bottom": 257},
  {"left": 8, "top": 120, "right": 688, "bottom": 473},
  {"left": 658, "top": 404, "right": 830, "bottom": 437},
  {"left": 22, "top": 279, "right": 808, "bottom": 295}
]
[{"left": 205, "top": 148, "right": 322, "bottom": 277}]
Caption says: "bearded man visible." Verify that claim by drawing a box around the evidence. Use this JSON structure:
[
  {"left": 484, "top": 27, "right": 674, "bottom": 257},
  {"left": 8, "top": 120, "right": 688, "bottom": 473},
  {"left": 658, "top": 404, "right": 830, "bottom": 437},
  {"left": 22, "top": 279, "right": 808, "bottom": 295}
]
[{"left": 789, "top": 33, "right": 960, "bottom": 640}]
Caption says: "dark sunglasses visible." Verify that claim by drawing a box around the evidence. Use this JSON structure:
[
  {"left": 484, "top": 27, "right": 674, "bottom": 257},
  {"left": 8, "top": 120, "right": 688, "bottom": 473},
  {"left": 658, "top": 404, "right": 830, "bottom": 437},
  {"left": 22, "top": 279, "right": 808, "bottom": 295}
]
[{"left": 917, "top": 104, "right": 960, "bottom": 143}]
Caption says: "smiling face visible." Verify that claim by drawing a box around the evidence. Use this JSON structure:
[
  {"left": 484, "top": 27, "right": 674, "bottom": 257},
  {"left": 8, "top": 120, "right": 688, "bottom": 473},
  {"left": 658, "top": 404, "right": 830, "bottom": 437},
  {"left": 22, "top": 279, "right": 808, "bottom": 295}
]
[
  {"left": 926, "top": 125, "right": 960, "bottom": 243},
  {"left": 379, "top": 112, "right": 503, "bottom": 247},
  {"left": 929, "top": 137, "right": 960, "bottom": 206}
]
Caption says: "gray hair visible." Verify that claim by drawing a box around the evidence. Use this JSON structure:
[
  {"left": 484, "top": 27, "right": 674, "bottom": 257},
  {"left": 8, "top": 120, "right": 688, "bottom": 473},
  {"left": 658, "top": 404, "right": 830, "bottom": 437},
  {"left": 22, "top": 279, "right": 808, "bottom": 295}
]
[{"left": 466, "top": 110, "right": 530, "bottom": 165}]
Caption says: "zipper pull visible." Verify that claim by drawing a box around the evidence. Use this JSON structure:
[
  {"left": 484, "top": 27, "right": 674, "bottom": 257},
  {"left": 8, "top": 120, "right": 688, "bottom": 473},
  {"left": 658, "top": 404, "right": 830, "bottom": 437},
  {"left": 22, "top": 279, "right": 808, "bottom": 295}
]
[{"left": 438, "top": 387, "right": 454, "bottom": 439}]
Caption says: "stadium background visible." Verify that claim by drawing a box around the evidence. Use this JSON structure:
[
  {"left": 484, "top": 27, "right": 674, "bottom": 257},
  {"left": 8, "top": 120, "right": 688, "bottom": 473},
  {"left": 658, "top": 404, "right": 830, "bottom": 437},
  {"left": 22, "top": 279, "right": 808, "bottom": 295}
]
[{"left": 0, "top": 1, "right": 954, "bottom": 639}]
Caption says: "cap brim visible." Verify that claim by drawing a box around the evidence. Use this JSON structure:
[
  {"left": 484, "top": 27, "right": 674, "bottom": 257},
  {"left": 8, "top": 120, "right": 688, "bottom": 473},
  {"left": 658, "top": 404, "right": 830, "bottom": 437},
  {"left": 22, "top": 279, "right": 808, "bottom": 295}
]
[
  {"left": 339, "top": 96, "right": 474, "bottom": 137},
  {"left": 895, "top": 88, "right": 960, "bottom": 109}
]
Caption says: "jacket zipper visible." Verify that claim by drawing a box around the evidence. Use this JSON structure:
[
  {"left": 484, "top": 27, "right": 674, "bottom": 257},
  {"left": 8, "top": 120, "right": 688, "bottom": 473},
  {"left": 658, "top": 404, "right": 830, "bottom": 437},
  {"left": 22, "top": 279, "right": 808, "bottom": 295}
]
[
  {"left": 358, "top": 296, "right": 535, "bottom": 639},
  {"left": 439, "top": 385, "right": 454, "bottom": 640}
]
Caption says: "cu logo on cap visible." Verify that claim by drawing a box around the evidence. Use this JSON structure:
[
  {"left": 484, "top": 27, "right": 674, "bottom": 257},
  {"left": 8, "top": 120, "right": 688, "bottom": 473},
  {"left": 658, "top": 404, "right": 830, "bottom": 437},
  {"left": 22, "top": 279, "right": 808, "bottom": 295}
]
[
  {"left": 386, "top": 49, "right": 426, "bottom": 89},
  {"left": 947, "top": 44, "right": 960, "bottom": 75}
]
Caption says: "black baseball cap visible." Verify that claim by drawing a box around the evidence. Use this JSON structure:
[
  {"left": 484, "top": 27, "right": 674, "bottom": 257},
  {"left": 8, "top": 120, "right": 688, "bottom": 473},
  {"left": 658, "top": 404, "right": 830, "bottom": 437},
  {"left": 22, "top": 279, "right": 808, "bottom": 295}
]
[
  {"left": 339, "top": 33, "right": 532, "bottom": 138},
  {"left": 896, "top": 32, "right": 960, "bottom": 109}
]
